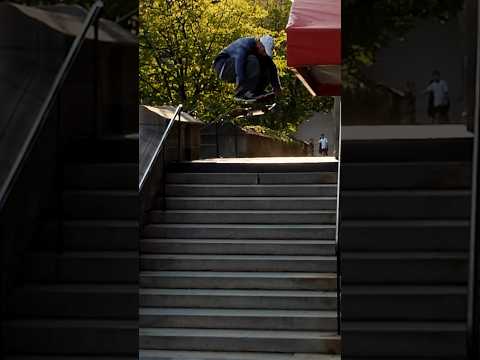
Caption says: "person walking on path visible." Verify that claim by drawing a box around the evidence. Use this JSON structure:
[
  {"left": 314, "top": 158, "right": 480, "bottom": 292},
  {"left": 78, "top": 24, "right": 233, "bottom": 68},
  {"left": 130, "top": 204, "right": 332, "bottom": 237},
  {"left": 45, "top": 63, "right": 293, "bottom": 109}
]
[
  {"left": 319, "top": 134, "right": 329, "bottom": 156},
  {"left": 423, "top": 70, "right": 450, "bottom": 123},
  {"left": 212, "top": 35, "right": 282, "bottom": 101}
]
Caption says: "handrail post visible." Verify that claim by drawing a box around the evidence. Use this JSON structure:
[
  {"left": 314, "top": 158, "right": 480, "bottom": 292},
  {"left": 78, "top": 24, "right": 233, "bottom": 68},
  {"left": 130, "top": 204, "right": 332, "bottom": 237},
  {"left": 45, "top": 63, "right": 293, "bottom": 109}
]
[
  {"left": 54, "top": 95, "right": 65, "bottom": 282},
  {"left": 177, "top": 117, "right": 182, "bottom": 162},
  {"left": 234, "top": 125, "right": 238, "bottom": 157},
  {"left": 216, "top": 121, "right": 220, "bottom": 158},
  {"left": 162, "top": 146, "right": 167, "bottom": 211},
  {"left": 467, "top": 0, "right": 480, "bottom": 356}
]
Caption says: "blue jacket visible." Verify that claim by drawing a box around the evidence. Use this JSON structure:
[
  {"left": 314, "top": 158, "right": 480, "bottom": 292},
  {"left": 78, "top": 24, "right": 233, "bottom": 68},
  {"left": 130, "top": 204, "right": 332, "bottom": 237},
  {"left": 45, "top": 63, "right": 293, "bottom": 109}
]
[{"left": 217, "top": 37, "right": 280, "bottom": 89}]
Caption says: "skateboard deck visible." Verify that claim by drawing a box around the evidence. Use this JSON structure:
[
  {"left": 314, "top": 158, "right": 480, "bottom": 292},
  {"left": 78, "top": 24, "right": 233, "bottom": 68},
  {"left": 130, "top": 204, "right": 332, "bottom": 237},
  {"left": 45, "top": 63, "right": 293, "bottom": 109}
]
[{"left": 234, "top": 92, "right": 275, "bottom": 104}]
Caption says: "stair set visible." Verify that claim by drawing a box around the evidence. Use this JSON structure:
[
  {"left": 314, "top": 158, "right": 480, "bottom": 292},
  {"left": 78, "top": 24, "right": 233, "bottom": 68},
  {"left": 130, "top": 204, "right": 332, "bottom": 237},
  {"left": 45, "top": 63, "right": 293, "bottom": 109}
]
[
  {"left": 339, "top": 136, "right": 473, "bottom": 359},
  {"left": 4, "top": 137, "right": 139, "bottom": 359},
  {"left": 3, "top": 128, "right": 472, "bottom": 359},
  {"left": 139, "top": 161, "right": 341, "bottom": 359}
]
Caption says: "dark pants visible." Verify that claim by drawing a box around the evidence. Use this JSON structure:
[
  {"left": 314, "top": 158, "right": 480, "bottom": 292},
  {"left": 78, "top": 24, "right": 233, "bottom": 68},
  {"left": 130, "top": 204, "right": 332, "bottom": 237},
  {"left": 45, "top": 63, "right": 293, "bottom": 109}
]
[{"left": 213, "top": 55, "right": 270, "bottom": 95}]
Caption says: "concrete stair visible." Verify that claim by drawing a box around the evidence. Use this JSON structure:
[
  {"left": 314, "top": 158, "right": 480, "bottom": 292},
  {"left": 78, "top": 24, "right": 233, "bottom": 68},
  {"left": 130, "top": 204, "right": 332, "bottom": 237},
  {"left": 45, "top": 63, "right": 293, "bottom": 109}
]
[
  {"left": 5, "top": 357, "right": 136, "bottom": 360},
  {"left": 8, "top": 284, "right": 137, "bottom": 318},
  {"left": 165, "top": 184, "right": 338, "bottom": 197},
  {"left": 341, "top": 161, "right": 472, "bottom": 189},
  {"left": 140, "top": 328, "right": 340, "bottom": 353},
  {"left": 341, "top": 220, "right": 469, "bottom": 251},
  {"left": 342, "top": 285, "right": 466, "bottom": 321},
  {"left": 25, "top": 251, "right": 138, "bottom": 283},
  {"left": 149, "top": 210, "right": 337, "bottom": 224},
  {"left": 140, "top": 161, "right": 340, "bottom": 357},
  {"left": 140, "top": 271, "right": 337, "bottom": 290},
  {"left": 341, "top": 190, "right": 470, "bottom": 219},
  {"left": 65, "top": 136, "right": 139, "bottom": 163},
  {"left": 161, "top": 196, "right": 337, "bottom": 210},
  {"left": 140, "top": 350, "right": 341, "bottom": 360},
  {"left": 167, "top": 162, "right": 338, "bottom": 175},
  {"left": 141, "top": 254, "right": 336, "bottom": 272},
  {"left": 140, "top": 288, "right": 336, "bottom": 309},
  {"left": 143, "top": 224, "right": 336, "bottom": 240},
  {"left": 63, "top": 190, "right": 137, "bottom": 219},
  {"left": 4, "top": 137, "right": 139, "bottom": 358},
  {"left": 140, "top": 239, "right": 336, "bottom": 255},
  {"left": 64, "top": 163, "right": 138, "bottom": 190},
  {"left": 340, "top": 137, "right": 472, "bottom": 162},
  {"left": 342, "top": 252, "right": 468, "bottom": 284},
  {"left": 62, "top": 220, "right": 139, "bottom": 251},
  {"left": 4, "top": 319, "right": 137, "bottom": 354},
  {"left": 166, "top": 171, "right": 337, "bottom": 184},
  {"left": 140, "top": 308, "right": 337, "bottom": 330},
  {"left": 342, "top": 322, "right": 466, "bottom": 358},
  {"left": 339, "top": 136, "right": 472, "bottom": 358}
]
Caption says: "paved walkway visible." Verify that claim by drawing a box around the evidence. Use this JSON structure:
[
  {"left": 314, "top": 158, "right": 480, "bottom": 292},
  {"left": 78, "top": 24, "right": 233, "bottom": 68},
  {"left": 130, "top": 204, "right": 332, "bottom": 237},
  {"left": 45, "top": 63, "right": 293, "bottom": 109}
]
[
  {"left": 342, "top": 124, "right": 473, "bottom": 140},
  {"left": 192, "top": 157, "right": 338, "bottom": 164}
]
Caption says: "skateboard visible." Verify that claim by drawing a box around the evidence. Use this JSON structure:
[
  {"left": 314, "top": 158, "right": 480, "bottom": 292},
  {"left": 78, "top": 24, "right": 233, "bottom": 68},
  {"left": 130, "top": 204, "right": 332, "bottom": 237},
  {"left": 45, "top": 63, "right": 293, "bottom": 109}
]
[
  {"left": 234, "top": 91, "right": 275, "bottom": 104},
  {"left": 233, "top": 92, "right": 277, "bottom": 117}
]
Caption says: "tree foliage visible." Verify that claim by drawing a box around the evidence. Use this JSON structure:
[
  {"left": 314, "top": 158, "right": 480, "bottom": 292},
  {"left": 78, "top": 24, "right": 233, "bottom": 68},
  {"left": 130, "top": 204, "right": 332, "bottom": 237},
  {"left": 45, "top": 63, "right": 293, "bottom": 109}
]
[
  {"left": 140, "top": 0, "right": 332, "bottom": 133},
  {"left": 343, "top": 0, "right": 465, "bottom": 86}
]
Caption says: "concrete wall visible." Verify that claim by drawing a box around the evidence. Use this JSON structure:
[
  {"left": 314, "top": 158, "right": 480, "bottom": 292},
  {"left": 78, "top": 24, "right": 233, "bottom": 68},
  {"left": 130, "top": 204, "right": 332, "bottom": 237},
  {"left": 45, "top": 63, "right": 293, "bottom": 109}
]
[
  {"left": 241, "top": 130, "right": 308, "bottom": 158},
  {"left": 200, "top": 123, "right": 309, "bottom": 159}
]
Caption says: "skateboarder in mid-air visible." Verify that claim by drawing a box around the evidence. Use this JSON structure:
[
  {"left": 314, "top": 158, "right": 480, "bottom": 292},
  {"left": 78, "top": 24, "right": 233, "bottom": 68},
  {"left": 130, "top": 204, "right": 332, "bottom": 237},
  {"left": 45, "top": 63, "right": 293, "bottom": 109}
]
[{"left": 213, "top": 35, "right": 282, "bottom": 102}]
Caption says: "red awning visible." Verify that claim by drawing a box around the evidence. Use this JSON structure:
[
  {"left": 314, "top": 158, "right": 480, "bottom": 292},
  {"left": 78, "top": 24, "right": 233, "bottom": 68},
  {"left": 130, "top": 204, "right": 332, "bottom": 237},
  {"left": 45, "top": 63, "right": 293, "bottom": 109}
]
[{"left": 286, "top": 0, "right": 341, "bottom": 96}]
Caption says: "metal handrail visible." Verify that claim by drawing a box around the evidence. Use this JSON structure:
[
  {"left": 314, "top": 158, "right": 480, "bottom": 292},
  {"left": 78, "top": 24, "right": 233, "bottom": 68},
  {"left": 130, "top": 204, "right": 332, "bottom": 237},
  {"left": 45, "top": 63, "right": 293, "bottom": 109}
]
[
  {"left": 139, "top": 104, "right": 183, "bottom": 192},
  {"left": 0, "top": 0, "right": 104, "bottom": 212},
  {"left": 467, "top": 1, "right": 480, "bottom": 357},
  {"left": 334, "top": 97, "right": 342, "bottom": 335}
]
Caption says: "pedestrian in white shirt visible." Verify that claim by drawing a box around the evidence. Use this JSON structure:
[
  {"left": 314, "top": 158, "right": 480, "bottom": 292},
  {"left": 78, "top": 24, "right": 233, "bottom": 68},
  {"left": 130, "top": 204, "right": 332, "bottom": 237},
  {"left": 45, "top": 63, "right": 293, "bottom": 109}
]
[
  {"left": 423, "top": 70, "right": 450, "bottom": 123},
  {"left": 318, "top": 134, "right": 328, "bottom": 156}
]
